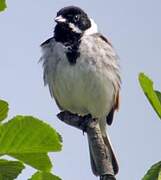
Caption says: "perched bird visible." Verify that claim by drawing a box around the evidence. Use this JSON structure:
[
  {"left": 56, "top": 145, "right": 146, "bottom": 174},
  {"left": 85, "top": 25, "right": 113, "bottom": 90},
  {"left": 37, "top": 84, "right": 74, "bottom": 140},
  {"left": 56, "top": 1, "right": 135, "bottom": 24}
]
[{"left": 40, "top": 6, "right": 121, "bottom": 177}]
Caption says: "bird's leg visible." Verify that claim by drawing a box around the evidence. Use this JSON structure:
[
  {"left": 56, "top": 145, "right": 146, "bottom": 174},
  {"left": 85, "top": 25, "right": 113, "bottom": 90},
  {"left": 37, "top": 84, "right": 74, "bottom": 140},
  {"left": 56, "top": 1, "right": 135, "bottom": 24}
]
[
  {"left": 78, "top": 114, "right": 93, "bottom": 133},
  {"left": 57, "top": 111, "right": 96, "bottom": 133},
  {"left": 57, "top": 111, "right": 93, "bottom": 131}
]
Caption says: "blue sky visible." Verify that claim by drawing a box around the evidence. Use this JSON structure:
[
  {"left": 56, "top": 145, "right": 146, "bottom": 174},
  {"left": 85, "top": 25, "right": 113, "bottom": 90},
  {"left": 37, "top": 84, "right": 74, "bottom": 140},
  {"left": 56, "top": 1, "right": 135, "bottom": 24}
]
[{"left": 0, "top": 0, "right": 161, "bottom": 180}]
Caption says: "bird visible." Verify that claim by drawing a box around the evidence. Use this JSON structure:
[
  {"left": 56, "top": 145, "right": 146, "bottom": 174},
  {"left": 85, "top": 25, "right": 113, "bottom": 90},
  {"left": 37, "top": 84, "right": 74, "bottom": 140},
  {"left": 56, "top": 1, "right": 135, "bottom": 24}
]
[{"left": 40, "top": 6, "right": 121, "bottom": 178}]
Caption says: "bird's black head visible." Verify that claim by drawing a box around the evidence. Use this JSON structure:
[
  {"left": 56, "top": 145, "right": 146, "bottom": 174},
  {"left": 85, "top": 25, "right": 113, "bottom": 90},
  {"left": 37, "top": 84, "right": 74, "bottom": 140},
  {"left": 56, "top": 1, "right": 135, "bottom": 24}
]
[
  {"left": 54, "top": 6, "right": 92, "bottom": 44},
  {"left": 55, "top": 6, "right": 91, "bottom": 33}
]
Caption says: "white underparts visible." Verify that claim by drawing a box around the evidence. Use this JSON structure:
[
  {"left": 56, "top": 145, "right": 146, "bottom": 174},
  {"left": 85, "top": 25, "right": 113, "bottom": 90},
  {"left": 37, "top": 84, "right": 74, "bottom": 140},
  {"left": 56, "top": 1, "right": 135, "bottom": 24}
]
[{"left": 84, "top": 18, "right": 98, "bottom": 35}]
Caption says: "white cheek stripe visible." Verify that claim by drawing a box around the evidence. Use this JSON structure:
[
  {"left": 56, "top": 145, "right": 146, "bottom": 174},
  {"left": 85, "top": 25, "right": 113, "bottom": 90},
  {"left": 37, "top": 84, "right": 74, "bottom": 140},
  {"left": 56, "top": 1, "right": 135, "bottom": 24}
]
[
  {"left": 69, "top": 23, "right": 82, "bottom": 33},
  {"left": 84, "top": 18, "right": 98, "bottom": 35},
  {"left": 69, "top": 18, "right": 98, "bottom": 35}
]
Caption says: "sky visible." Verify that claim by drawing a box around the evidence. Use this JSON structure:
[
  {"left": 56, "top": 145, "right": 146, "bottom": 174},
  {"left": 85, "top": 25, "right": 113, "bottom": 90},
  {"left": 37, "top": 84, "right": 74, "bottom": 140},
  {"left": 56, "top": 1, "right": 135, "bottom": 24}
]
[{"left": 0, "top": 0, "right": 161, "bottom": 180}]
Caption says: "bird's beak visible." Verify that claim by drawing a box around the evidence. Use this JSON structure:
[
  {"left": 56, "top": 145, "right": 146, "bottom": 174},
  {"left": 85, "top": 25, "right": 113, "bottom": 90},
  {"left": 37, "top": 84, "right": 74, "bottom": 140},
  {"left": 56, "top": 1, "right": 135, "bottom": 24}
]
[{"left": 55, "top": 16, "right": 66, "bottom": 23}]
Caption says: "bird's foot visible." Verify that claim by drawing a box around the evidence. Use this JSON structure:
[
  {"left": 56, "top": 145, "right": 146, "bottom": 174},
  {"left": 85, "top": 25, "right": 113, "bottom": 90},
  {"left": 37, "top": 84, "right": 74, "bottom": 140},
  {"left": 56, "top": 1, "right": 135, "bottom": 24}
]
[
  {"left": 57, "top": 111, "right": 97, "bottom": 133},
  {"left": 79, "top": 114, "right": 92, "bottom": 134}
]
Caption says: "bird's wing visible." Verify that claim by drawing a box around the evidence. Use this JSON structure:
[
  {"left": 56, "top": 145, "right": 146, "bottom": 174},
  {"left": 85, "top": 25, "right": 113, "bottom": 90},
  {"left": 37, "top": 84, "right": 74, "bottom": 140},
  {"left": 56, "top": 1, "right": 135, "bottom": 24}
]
[
  {"left": 95, "top": 33, "right": 121, "bottom": 125},
  {"left": 40, "top": 37, "right": 63, "bottom": 110},
  {"left": 106, "top": 92, "right": 120, "bottom": 125}
]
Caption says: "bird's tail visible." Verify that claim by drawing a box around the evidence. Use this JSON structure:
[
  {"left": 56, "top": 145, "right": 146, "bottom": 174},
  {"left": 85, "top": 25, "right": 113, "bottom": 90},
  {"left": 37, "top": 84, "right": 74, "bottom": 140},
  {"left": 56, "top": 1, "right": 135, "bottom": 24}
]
[{"left": 88, "top": 130, "right": 119, "bottom": 176}]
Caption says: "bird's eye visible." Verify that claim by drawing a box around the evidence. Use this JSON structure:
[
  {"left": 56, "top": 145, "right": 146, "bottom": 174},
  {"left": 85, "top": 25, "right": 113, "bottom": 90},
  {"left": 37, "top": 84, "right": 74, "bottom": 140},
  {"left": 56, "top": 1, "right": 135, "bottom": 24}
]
[{"left": 73, "top": 15, "right": 79, "bottom": 22}]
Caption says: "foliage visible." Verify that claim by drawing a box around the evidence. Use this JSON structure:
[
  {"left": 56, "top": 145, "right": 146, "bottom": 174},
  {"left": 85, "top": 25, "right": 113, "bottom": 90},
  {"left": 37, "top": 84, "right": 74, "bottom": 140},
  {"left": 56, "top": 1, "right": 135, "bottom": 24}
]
[
  {"left": 0, "top": 159, "right": 24, "bottom": 180},
  {"left": 142, "top": 161, "right": 161, "bottom": 180},
  {"left": 139, "top": 73, "right": 161, "bottom": 119},
  {"left": 139, "top": 73, "right": 161, "bottom": 180},
  {"left": 0, "top": 0, "right": 7, "bottom": 12},
  {"left": 0, "top": 99, "right": 62, "bottom": 179},
  {"left": 29, "top": 171, "right": 61, "bottom": 180},
  {"left": 0, "top": 99, "right": 8, "bottom": 122}
]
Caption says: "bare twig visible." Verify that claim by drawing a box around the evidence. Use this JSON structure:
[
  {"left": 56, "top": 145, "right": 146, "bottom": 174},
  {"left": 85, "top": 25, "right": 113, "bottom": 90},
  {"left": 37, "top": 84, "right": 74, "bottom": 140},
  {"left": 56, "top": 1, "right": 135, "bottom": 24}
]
[{"left": 57, "top": 111, "right": 116, "bottom": 180}]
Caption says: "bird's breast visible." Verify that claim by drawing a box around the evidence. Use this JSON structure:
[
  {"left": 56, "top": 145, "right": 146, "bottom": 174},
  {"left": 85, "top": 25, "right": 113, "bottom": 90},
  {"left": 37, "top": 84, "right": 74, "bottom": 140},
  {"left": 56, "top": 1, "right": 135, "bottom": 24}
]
[{"left": 53, "top": 50, "right": 115, "bottom": 118}]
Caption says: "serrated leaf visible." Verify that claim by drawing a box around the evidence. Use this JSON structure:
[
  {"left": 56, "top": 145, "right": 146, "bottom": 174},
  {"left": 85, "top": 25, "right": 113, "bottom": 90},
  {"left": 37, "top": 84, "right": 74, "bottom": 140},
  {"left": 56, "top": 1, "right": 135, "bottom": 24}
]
[
  {"left": 139, "top": 73, "right": 161, "bottom": 119},
  {"left": 0, "top": 116, "right": 62, "bottom": 171},
  {"left": 0, "top": 116, "right": 62, "bottom": 154},
  {"left": 10, "top": 153, "right": 52, "bottom": 172},
  {"left": 142, "top": 161, "right": 161, "bottom": 180},
  {"left": 0, "top": 159, "right": 25, "bottom": 180},
  {"left": 0, "top": 100, "right": 9, "bottom": 122},
  {"left": 0, "top": 0, "right": 7, "bottom": 12},
  {"left": 29, "top": 171, "right": 61, "bottom": 180}
]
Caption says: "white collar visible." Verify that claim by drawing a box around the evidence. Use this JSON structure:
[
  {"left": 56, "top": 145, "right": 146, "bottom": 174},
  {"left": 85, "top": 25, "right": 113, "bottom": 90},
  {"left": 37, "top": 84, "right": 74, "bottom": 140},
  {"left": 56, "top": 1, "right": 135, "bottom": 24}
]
[{"left": 84, "top": 18, "right": 98, "bottom": 35}]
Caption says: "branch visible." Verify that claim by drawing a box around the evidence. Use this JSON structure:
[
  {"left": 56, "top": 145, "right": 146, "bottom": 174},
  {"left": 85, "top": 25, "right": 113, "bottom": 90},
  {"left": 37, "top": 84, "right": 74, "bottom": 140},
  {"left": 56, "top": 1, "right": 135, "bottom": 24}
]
[{"left": 57, "top": 111, "right": 116, "bottom": 180}]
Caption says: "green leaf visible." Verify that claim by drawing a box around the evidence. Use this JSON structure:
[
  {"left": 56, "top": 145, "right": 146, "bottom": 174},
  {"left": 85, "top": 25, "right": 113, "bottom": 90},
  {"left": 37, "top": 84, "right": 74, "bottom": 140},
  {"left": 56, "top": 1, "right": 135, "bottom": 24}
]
[
  {"left": 0, "top": 159, "right": 25, "bottom": 180},
  {"left": 0, "top": 100, "right": 9, "bottom": 122},
  {"left": 29, "top": 171, "right": 61, "bottom": 180},
  {"left": 158, "top": 170, "right": 161, "bottom": 180},
  {"left": 139, "top": 73, "right": 161, "bottom": 119},
  {"left": 0, "top": 0, "right": 7, "bottom": 12},
  {"left": 155, "top": 91, "right": 161, "bottom": 104},
  {"left": 142, "top": 161, "right": 161, "bottom": 180},
  {"left": 10, "top": 153, "right": 52, "bottom": 172},
  {"left": 0, "top": 116, "right": 62, "bottom": 153},
  {"left": 0, "top": 116, "right": 62, "bottom": 171}
]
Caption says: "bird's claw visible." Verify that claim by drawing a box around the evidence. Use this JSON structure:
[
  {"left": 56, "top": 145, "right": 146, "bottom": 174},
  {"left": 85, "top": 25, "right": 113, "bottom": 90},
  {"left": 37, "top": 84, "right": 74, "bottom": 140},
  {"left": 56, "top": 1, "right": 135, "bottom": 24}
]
[{"left": 78, "top": 114, "right": 92, "bottom": 134}]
